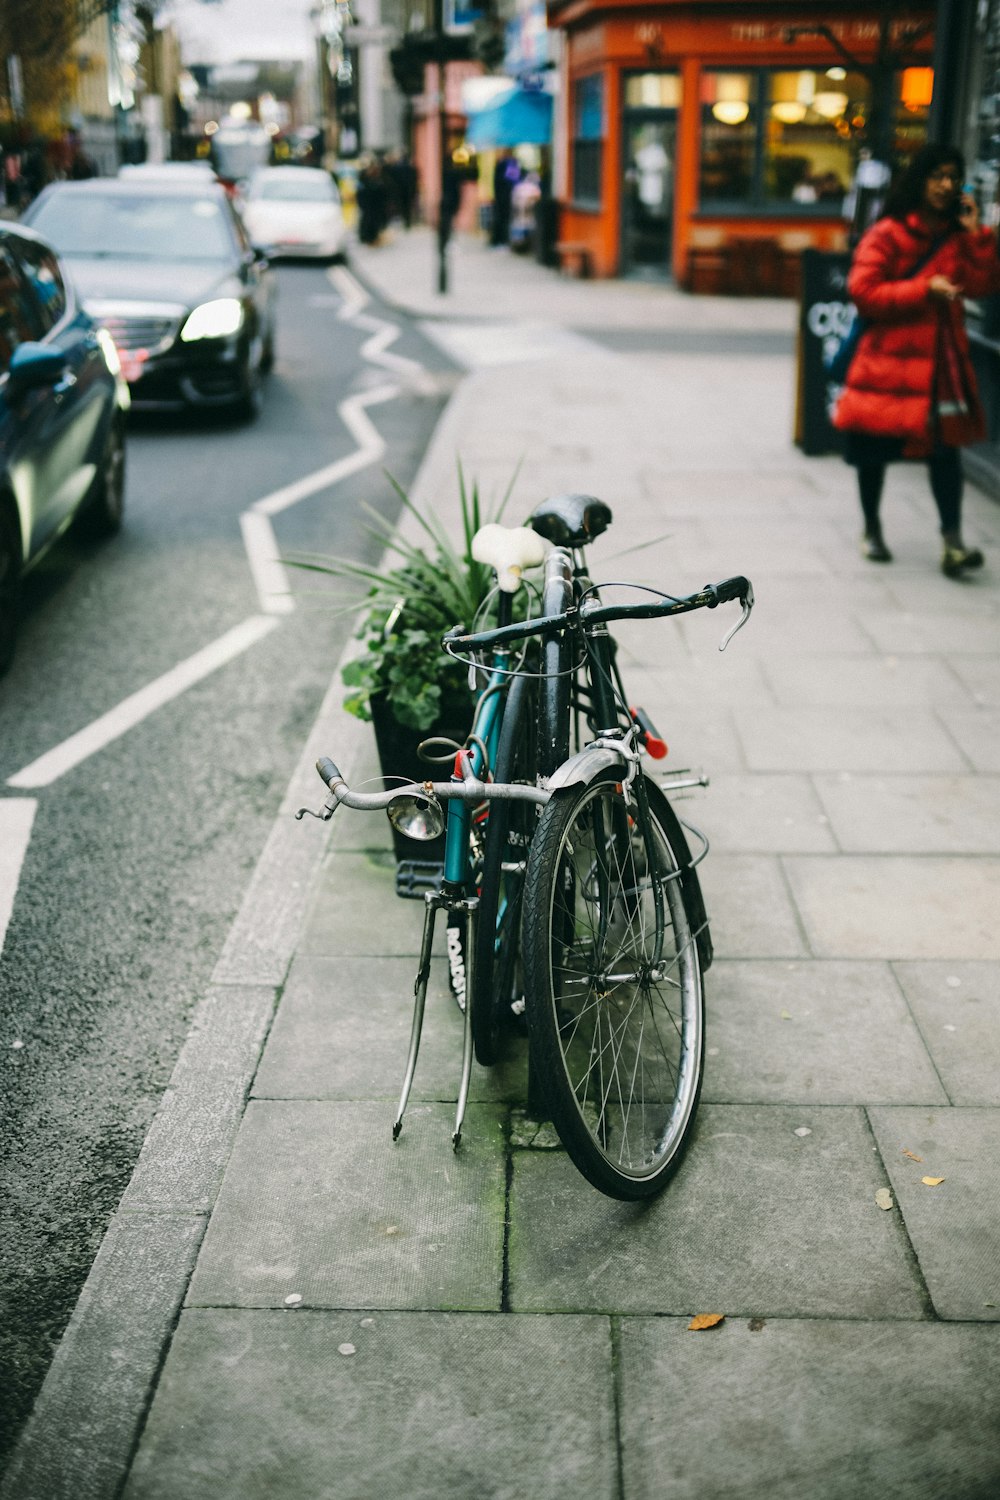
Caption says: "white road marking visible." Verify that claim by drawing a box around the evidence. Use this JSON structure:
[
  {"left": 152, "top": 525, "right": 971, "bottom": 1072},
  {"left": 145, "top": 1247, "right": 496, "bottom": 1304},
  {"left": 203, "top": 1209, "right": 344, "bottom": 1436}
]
[
  {"left": 239, "top": 511, "right": 296, "bottom": 615},
  {"left": 7, "top": 616, "right": 280, "bottom": 789},
  {"left": 0, "top": 799, "right": 37, "bottom": 956}
]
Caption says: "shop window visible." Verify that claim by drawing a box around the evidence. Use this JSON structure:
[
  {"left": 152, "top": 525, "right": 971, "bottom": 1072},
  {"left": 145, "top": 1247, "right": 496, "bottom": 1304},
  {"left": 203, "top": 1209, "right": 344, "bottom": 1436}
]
[
  {"left": 572, "top": 73, "right": 604, "bottom": 206},
  {"left": 699, "top": 72, "right": 757, "bottom": 204},
  {"left": 698, "top": 66, "right": 929, "bottom": 211},
  {"left": 763, "top": 69, "right": 870, "bottom": 206},
  {"left": 625, "top": 73, "right": 682, "bottom": 109}
]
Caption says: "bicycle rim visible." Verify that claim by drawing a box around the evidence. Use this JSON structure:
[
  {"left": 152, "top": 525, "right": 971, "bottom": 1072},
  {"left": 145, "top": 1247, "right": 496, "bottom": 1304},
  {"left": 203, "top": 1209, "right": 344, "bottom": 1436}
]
[{"left": 524, "top": 771, "right": 704, "bottom": 1199}]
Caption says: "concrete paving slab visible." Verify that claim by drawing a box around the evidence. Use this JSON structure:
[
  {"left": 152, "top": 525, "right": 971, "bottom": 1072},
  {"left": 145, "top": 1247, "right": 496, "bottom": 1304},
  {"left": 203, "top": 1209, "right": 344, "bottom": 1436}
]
[
  {"left": 813, "top": 773, "right": 1000, "bottom": 853},
  {"left": 509, "top": 1105, "right": 926, "bottom": 1318},
  {"left": 892, "top": 961, "right": 1000, "bottom": 1104},
  {"left": 186, "top": 1100, "right": 505, "bottom": 1311},
  {"left": 297, "top": 849, "right": 428, "bottom": 957},
  {"left": 887, "top": 572, "right": 1000, "bottom": 615},
  {"left": 783, "top": 856, "right": 1000, "bottom": 959},
  {"left": 941, "top": 707, "right": 1000, "bottom": 771},
  {"left": 763, "top": 654, "right": 973, "bottom": 708},
  {"left": 123, "top": 1308, "right": 617, "bottom": 1500},
  {"left": 859, "top": 610, "right": 1000, "bottom": 655},
  {"left": 617, "top": 1317, "right": 1000, "bottom": 1500},
  {"left": 868, "top": 1107, "right": 1000, "bottom": 1320},
  {"left": 703, "top": 959, "right": 946, "bottom": 1105},
  {"left": 695, "top": 774, "right": 837, "bottom": 854},
  {"left": 696, "top": 856, "right": 808, "bottom": 959},
  {"left": 737, "top": 706, "right": 968, "bottom": 773},
  {"left": 949, "top": 654, "right": 1000, "bottom": 706},
  {"left": 252, "top": 955, "right": 525, "bottom": 1104},
  {"left": 681, "top": 607, "right": 875, "bottom": 656}
]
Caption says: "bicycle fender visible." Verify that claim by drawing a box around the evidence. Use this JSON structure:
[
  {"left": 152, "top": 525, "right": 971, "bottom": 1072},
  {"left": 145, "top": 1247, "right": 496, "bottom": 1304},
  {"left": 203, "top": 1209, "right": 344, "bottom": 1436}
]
[
  {"left": 644, "top": 778, "right": 714, "bottom": 973},
  {"left": 544, "top": 745, "right": 627, "bottom": 792}
]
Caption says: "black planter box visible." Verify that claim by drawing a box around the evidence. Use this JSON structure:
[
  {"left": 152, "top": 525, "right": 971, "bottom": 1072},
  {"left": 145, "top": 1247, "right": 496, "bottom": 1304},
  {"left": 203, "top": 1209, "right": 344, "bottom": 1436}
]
[{"left": 368, "top": 690, "right": 471, "bottom": 894}]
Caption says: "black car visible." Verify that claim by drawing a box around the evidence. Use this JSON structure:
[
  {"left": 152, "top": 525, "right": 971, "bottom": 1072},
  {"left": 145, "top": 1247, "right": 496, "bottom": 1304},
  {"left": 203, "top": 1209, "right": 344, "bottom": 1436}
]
[
  {"left": 0, "top": 222, "right": 128, "bottom": 673},
  {"left": 21, "top": 178, "right": 276, "bottom": 418}
]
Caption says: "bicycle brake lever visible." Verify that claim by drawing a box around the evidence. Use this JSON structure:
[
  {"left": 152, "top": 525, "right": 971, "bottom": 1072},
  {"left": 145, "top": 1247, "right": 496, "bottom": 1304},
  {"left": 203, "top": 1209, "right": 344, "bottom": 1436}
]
[
  {"left": 718, "top": 584, "right": 754, "bottom": 653},
  {"left": 295, "top": 801, "right": 336, "bottom": 822}
]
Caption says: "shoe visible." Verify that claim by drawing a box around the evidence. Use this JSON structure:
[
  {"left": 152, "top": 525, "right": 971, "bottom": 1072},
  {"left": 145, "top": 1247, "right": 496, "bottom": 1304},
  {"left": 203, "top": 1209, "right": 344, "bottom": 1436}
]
[
  {"left": 861, "top": 532, "right": 892, "bottom": 562},
  {"left": 941, "top": 544, "right": 984, "bottom": 578}
]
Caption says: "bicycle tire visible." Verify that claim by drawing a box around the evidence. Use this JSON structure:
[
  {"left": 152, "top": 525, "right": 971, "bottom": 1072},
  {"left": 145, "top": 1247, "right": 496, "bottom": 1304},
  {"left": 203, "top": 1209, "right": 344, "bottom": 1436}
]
[
  {"left": 522, "top": 768, "right": 705, "bottom": 1200},
  {"left": 472, "top": 671, "right": 535, "bottom": 1065}
]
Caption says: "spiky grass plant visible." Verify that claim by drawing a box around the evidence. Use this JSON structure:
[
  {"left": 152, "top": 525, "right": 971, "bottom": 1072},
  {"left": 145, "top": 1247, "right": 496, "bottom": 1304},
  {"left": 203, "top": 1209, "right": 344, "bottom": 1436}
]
[{"left": 288, "top": 464, "right": 519, "bottom": 731}]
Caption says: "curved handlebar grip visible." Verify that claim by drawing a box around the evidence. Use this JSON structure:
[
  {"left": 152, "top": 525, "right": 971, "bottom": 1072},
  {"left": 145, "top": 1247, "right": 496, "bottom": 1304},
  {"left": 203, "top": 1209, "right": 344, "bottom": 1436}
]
[
  {"left": 704, "top": 575, "right": 752, "bottom": 607},
  {"left": 316, "top": 757, "right": 344, "bottom": 788}
]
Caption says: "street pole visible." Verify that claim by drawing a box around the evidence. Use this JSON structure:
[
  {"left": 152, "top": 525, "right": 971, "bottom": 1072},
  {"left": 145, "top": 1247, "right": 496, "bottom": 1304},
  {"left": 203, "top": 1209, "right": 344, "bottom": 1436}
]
[{"left": 433, "top": 0, "right": 448, "bottom": 294}]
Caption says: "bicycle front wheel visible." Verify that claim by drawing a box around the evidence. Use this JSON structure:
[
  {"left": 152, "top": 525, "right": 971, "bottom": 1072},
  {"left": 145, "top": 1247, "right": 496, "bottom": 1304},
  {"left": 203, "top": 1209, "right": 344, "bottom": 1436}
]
[{"left": 522, "top": 769, "right": 705, "bottom": 1200}]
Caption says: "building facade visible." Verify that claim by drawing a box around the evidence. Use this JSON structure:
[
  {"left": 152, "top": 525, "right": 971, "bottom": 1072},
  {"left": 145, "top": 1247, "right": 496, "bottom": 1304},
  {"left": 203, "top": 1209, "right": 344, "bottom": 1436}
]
[{"left": 545, "top": 0, "right": 935, "bottom": 289}]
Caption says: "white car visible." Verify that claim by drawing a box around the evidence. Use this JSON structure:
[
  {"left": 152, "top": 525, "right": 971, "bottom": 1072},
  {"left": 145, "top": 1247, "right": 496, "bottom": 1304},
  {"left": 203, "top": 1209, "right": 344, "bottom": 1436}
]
[{"left": 241, "top": 167, "right": 347, "bottom": 262}]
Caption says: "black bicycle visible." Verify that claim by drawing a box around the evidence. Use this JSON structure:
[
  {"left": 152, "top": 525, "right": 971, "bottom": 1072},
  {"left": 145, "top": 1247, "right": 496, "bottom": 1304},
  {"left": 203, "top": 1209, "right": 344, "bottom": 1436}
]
[{"left": 442, "top": 493, "right": 753, "bottom": 1199}]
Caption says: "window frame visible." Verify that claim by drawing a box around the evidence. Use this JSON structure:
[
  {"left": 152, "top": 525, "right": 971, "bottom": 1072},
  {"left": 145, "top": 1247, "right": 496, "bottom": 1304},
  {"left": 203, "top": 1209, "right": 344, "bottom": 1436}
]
[{"left": 571, "top": 71, "right": 605, "bottom": 209}]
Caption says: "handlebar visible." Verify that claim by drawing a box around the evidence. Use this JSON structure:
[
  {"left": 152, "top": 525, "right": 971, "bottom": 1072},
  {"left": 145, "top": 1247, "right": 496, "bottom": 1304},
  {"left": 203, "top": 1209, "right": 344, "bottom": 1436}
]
[{"left": 442, "top": 575, "right": 754, "bottom": 655}]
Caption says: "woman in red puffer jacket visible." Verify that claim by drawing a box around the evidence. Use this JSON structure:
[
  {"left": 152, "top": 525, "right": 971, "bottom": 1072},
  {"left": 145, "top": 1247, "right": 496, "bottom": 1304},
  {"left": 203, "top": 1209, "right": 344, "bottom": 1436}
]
[{"left": 833, "top": 142, "right": 1000, "bottom": 576}]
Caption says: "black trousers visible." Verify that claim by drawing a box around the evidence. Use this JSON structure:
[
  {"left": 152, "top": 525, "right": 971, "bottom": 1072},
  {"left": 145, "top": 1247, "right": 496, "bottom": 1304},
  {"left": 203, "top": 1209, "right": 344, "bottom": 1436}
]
[{"left": 848, "top": 436, "right": 962, "bottom": 537}]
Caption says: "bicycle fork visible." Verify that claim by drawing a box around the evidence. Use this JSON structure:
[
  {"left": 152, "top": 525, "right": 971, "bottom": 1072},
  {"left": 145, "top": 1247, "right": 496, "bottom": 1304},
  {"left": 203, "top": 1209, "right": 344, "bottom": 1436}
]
[{"left": 394, "top": 886, "right": 478, "bottom": 1150}]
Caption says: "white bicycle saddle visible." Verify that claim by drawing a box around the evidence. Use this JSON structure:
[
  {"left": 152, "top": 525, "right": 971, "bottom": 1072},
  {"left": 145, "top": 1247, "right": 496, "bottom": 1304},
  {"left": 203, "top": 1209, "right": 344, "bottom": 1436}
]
[{"left": 471, "top": 523, "right": 549, "bottom": 593}]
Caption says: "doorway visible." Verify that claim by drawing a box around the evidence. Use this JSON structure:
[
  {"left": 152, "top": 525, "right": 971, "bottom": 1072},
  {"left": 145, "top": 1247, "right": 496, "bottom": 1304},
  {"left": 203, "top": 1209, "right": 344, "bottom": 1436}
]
[{"left": 621, "top": 74, "right": 681, "bottom": 279}]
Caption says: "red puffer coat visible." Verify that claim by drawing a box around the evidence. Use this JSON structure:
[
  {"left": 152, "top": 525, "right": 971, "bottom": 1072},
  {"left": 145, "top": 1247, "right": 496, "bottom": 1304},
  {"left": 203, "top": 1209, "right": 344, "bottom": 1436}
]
[{"left": 833, "top": 211, "right": 1000, "bottom": 454}]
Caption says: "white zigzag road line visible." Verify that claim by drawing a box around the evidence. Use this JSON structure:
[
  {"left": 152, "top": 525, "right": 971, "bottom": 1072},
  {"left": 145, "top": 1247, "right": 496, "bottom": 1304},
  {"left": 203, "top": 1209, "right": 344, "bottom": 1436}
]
[
  {"left": 0, "top": 799, "right": 37, "bottom": 953},
  {"left": 5, "top": 270, "right": 420, "bottom": 808},
  {"left": 7, "top": 616, "right": 281, "bottom": 791}
]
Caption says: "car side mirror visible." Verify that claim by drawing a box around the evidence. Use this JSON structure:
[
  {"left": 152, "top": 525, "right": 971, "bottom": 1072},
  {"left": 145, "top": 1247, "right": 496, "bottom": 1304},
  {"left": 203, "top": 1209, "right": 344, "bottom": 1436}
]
[{"left": 8, "top": 342, "right": 66, "bottom": 395}]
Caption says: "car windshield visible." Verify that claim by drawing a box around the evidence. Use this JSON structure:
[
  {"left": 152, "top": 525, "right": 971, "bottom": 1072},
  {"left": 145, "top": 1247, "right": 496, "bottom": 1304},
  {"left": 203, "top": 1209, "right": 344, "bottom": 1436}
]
[
  {"left": 252, "top": 176, "right": 335, "bottom": 203},
  {"left": 27, "top": 191, "right": 234, "bottom": 261}
]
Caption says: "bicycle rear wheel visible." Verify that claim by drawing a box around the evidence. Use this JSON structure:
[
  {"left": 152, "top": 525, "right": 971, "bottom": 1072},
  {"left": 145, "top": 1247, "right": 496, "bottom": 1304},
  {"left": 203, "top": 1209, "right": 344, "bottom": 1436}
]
[
  {"left": 473, "top": 671, "right": 535, "bottom": 1065},
  {"left": 522, "top": 768, "right": 704, "bottom": 1199}
]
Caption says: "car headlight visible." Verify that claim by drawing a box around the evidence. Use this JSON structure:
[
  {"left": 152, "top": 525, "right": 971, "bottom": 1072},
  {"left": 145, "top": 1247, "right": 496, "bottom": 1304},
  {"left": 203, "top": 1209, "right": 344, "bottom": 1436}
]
[
  {"left": 96, "top": 326, "right": 121, "bottom": 375},
  {"left": 179, "top": 298, "right": 244, "bottom": 341}
]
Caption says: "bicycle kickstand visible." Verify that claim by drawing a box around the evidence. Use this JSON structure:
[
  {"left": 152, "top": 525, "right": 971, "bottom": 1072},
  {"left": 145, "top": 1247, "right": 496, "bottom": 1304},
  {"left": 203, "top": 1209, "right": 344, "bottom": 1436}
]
[{"left": 391, "top": 891, "right": 477, "bottom": 1152}]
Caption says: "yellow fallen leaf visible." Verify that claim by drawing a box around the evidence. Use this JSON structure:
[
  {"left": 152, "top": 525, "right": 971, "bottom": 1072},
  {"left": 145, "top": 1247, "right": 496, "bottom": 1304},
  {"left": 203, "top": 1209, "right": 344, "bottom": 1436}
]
[
  {"left": 875, "top": 1188, "right": 893, "bottom": 1211},
  {"left": 902, "top": 1150, "right": 923, "bottom": 1163},
  {"left": 922, "top": 1176, "right": 945, "bottom": 1187},
  {"left": 688, "top": 1313, "right": 725, "bottom": 1331}
]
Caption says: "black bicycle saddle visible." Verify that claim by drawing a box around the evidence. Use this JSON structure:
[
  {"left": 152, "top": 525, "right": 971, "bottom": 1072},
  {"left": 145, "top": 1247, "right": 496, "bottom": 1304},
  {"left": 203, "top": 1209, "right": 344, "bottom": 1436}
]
[{"left": 528, "top": 494, "right": 613, "bottom": 548}]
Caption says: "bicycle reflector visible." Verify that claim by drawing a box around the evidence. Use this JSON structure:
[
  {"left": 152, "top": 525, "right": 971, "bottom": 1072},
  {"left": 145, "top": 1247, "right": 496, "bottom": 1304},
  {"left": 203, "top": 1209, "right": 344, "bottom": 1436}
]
[{"left": 387, "top": 793, "right": 445, "bottom": 842}]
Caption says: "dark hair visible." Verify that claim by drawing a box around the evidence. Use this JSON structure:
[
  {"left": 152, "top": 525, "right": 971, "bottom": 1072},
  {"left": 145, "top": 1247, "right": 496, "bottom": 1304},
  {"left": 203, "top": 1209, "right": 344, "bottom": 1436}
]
[{"left": 883, "top": 142, "right": 966, "bottom": 222}]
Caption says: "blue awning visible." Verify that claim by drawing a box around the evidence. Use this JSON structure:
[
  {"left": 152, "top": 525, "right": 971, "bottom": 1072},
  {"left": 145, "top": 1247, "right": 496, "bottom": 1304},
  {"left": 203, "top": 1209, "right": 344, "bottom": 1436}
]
[{"left": 466, "top": 86, "right": 552, "bottom": 148}]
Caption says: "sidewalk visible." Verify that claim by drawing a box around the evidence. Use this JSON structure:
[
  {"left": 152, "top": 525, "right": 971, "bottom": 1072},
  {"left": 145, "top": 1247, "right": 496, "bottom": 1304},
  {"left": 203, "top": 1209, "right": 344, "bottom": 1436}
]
[{"left": 6, "top": 229, "right": 1000, "bottom": 1499}]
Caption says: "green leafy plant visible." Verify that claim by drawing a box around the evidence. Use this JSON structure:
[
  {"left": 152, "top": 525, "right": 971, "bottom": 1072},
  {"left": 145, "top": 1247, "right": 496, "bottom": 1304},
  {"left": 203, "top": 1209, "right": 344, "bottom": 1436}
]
[{"left": 289, "top": 464, "right": 519, "bottom": 731}]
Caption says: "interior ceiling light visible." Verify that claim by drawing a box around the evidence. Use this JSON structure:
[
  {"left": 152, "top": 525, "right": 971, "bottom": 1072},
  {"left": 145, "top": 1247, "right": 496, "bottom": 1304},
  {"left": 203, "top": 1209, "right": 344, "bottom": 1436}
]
[
  {"left": 826, "top": 66, "right": 847, "bottom": 81},
  {"left": 813, "top": 90, "right": 848, "bottom": 119},
  {"left": 712, "top": 100, "right": 750, "bottom": 124},
  {"left": 772, "top": 101, "right": 807, "bottom": 123}
]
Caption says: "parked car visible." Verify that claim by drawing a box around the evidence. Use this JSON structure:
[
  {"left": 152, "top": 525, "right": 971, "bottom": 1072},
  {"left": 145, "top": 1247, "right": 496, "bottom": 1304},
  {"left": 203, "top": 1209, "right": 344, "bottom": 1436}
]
[
  {"left": 241, "top": 166, "right": 347, "bottom": 262},
  {"left": 21, "top": 178, "right": 276, "bottom": 418},
  {"left": 118, "top": 161, "right": 220, "bottom": 186},
  {"left": 0, "top": 223, "right": 128, "bottom": 674}
]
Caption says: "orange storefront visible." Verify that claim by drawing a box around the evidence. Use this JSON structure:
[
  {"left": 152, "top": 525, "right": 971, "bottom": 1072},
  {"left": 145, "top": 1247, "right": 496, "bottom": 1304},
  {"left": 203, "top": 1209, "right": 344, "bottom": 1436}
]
[{"left": 546, "top": 2, "right": 935, "bottom": 290}]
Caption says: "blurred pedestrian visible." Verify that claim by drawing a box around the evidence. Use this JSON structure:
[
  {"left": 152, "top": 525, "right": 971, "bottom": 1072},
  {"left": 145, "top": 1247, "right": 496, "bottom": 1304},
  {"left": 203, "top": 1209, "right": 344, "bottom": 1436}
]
[
  {"left": 356, "top": 157, "right": 389, "bottom": 245},
  {"left": 490, "top": 150, "right": 520, "bottom": 247},
  {"left": 834, "top": 143, "right": 1000, "bottom": 577},
  {"left": 387, "top": 151, "right": 418, "bottom": 229}
]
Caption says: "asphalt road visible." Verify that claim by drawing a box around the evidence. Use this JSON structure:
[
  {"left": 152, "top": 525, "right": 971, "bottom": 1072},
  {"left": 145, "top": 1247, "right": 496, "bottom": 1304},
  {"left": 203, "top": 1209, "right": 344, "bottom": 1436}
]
[{"left": 0, "top": 258, "right": 458, "bottom": 1468}]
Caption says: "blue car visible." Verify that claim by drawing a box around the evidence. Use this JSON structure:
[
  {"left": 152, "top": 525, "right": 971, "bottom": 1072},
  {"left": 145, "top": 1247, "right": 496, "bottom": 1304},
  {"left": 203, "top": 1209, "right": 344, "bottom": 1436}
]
[{"left": 0, "top": 222, "right": 128, "bottom": 674}]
